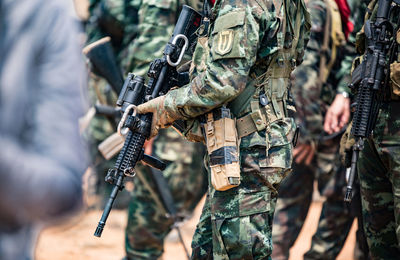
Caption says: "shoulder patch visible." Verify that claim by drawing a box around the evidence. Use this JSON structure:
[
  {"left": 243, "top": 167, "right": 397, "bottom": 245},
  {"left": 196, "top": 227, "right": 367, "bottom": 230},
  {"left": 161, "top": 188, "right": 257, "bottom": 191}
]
[{"left": 215, "top": 30, "right": 234, "bottom": 55}]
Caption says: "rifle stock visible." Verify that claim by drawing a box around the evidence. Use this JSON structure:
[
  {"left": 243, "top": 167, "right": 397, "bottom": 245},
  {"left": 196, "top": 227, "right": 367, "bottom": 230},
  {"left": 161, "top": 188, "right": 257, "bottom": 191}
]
[{"left": 83, "top": 37, "right": 124, "bottom": 94}]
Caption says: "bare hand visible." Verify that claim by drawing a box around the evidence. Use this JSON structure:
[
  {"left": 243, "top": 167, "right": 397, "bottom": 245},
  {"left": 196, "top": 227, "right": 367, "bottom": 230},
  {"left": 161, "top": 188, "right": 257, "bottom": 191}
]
[
  {"left": 293, "top": 143, "right": 316, "bottom": 166},
  {"left": 324, "top": 94, "right": 350, "bottom": 134}
]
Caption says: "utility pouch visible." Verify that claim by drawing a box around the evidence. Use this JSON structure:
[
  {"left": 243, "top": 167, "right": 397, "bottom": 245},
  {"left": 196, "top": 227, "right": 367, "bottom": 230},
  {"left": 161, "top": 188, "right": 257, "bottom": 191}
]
[
  {"left": 204, "top": 107, "right": 240, "bottom": 191},
  {"left": 390, "top": 61, "right": 400, "bottom": 97}
]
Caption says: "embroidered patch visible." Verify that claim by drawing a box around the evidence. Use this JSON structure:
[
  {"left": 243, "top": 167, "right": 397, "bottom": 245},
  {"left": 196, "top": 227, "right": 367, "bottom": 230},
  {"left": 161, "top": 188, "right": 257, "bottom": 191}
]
[{"left": 215, "top": 30, "right": 234, "bottom": 56}]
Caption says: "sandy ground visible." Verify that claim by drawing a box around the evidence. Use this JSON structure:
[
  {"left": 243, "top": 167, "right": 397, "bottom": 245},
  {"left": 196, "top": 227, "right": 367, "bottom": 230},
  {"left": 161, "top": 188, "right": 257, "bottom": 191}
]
[{"left": 36, "top": 197, "right": 356, "bottom": 260}]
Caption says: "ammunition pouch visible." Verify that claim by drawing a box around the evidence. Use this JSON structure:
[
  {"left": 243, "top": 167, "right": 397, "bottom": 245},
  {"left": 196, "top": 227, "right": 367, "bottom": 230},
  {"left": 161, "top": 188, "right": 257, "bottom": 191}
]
[
  {"left": 204, "top": 107, "right": 240, "bottom": 191},
  {"left": 390, "top": 61, "right": 400, "bottom": 99}
]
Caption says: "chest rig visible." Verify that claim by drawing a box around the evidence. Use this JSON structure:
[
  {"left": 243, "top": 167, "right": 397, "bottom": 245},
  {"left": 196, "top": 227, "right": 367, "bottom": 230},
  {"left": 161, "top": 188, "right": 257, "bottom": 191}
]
[{"left": 229, "top": 0, "right": 310, "bottom": 140}]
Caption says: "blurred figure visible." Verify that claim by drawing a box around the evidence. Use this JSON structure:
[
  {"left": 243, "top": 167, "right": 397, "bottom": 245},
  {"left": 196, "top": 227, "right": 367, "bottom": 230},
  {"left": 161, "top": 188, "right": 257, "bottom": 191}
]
[{"left": 0, "top": 0, "right": 88, "bottom": 259}]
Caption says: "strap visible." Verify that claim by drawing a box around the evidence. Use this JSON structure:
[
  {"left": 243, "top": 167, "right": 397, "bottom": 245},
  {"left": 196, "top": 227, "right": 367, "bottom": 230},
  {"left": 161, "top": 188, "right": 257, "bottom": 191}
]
[
  {"left": 236, "top": 100, "right": 285, "bottom": 138},
  {"left": 319, "top": 0, "right": 345, "bottom": 84},
  {"left": 149, "top": 168, "right": 178, "bottom": 217},
  {"left": 228, "top": 83, "right": 256, "bottom": 117}
]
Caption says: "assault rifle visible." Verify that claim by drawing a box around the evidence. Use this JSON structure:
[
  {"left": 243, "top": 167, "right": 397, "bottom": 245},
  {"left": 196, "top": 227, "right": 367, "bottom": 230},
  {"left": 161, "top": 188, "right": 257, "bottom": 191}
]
[
  {"left": 93, "top": 5, "right": 202, "bottom": 237},
  {"left": 345, "top": 0, "right": 398, "bottom": 202}
]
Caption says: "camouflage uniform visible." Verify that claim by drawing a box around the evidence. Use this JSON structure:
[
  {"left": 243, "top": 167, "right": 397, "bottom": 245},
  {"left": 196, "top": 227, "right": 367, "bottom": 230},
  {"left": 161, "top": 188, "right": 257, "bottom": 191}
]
[
  {"left": 124, "top": 1, "right": 208, "bottom": 259},
  {"left": 157, "top": 0, "right": 311, "bottom": 258},
  {"left": 352, "top": 0, "right": 400, "bottom": 258},
  {"left": 272, "top": 0, "right": 370, "bottom": 259}
]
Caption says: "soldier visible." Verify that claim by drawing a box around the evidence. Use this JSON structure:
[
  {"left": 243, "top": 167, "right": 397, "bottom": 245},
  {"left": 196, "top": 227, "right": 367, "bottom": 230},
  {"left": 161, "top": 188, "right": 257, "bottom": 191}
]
[
  {"left": 325, "top": 0, "right": 400, "bottom": 258},
  {"left": 135, "top": 0, "right": 310, "bottom": 258},
  {"left": 122, "top": 1, "right": 208, "bottom": 259},
  {"left": 271, "top": 0, "right": 370, "bottom": 259}
]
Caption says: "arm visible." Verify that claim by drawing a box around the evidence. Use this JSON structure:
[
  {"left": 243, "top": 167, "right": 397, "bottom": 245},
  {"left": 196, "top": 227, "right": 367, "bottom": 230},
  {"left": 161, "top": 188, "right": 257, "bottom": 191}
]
[{"left": 163, "top": 3, "right": 266, "bottom": 120}]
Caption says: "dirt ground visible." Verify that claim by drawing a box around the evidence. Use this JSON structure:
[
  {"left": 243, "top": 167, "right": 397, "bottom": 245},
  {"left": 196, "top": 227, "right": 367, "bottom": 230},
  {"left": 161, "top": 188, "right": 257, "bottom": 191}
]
[{"left": 36, "top": 197, "right": 356, "bottom": 260}]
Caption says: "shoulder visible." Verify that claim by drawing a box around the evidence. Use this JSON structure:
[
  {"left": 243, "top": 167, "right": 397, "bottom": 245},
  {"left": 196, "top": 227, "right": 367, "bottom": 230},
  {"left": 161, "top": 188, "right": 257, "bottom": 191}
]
[{"left": 213, "top": 0, "right": 278, "bottom": 29}]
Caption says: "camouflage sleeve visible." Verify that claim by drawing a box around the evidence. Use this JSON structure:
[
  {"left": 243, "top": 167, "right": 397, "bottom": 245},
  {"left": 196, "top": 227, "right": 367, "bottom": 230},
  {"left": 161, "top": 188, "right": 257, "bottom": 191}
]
[
  {"left": 164, "top": 1, "right": 273, "bottom": 119},
  {"left": 122, "top": 0, "right": 179, "bottom": 76},
  {"left": 290, "top": 0, "right": 328, "bottom": 142}
]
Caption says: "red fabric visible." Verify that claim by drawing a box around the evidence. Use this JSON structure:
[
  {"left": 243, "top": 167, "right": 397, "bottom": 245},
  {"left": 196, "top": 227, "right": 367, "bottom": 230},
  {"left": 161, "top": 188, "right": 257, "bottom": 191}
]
[
  {"left": 210, "top": 0, "right": 215, "bottom": 6},
  {"left": 334, "top": 0, "right": 353, "bottom": 39}
]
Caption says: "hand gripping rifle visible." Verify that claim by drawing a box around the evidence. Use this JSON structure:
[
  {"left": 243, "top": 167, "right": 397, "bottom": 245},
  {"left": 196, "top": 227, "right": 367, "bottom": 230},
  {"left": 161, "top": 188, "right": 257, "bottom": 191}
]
[
  {"left": 344, "top": 0, "right": 398, "bottom": 202},
  {"left": 94, "top": 5, "right": 202, "bottom": 237}
]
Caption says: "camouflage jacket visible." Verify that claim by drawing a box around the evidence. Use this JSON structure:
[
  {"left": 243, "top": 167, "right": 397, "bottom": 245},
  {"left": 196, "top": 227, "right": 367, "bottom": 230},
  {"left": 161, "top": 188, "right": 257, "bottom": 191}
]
[{"left": 164, "top": 0, "right": 310, "bottom": 121}]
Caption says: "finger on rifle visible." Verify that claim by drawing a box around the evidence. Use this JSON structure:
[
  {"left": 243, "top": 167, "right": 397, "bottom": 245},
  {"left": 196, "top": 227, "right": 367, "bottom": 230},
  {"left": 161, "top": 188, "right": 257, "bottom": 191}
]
[
  {"left": 137, "top": 103, "right": 153, "bottom": 114},
  {"left": 144, "top": 138, "right": 154, "bottom": 155},
  {"left": 329, "top": 111, "right": 340, "bottom": 134},
  {"left": 339, "top": 107, "right": 350, "bottom": 130}
]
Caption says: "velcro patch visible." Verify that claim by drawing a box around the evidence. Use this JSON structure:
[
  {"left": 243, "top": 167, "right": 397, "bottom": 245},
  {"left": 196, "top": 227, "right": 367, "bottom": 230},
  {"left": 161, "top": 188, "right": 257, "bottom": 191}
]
[{"left": 214, "top": 29, "right": 234, "bottom": 56}]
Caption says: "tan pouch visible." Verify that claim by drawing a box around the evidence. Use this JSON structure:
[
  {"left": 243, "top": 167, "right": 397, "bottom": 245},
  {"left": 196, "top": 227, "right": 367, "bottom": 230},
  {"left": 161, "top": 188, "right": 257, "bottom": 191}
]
[
  {"left": 390, "top": 61, "right": 400, "bottom": 97},
  {"left": 205, "top": 107, "right": 240, "bottom": 191}
]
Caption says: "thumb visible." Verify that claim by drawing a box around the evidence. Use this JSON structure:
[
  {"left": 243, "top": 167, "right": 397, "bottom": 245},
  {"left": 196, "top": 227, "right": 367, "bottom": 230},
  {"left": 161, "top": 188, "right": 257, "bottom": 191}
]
[
  {"left": 137, "top": 102, "right": 153, "bottom": 114},
  {"left": 137, "top": 96, "right": 165, "bottom": 114}
]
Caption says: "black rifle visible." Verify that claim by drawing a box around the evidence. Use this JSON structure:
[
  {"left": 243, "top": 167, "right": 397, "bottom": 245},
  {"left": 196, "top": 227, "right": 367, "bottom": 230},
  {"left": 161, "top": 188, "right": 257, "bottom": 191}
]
[
  {"left": 94, "top": 5, "right": 202, "bottom": 237},
  {"left": 83, "top": 36, "right": 124, "bottom": 94},
  {"left": 345, "top": 0, "right": 398, "bottom": 202}
]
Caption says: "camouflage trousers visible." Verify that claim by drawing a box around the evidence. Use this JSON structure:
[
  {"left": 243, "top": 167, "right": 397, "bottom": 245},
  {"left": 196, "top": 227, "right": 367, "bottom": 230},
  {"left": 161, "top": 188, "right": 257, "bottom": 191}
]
[
  {"left": 357, "top": 101, "right": 400, "bottom": 259},
  {"left": 125, "top": 129, "right": 208, "bottom": 259},
  {"left": 191, "top": 139, "right": 292, "bottom": 260},
  {"left": 272, "top": 137, "right": 368, "bottom": 260}
]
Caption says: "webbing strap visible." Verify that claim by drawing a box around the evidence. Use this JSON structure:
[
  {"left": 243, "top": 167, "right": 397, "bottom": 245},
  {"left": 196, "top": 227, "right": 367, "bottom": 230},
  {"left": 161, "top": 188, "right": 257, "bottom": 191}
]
[
  {"left": 228, "top": 76, "right": 257, "bottom": 117},
  {"left": 319, "top": 0, "right": 345, "bottom": 84},
  {"left": 236, "top": 100, "right": 285, "bottom": 138}
]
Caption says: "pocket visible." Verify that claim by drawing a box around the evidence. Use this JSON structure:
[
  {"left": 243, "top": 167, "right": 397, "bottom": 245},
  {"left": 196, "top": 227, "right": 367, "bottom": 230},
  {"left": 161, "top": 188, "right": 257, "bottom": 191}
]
[
  {"left": 266, "top": 117, "right": 296, "bottom": 168},
  {"left": 210, "top": 10, "right": 247, "bottom": 61},
  {"left": 211, "top": 190, "right": 272, "bottom": 218},
  {"left": 212, "top": 212, "right": 273, "bottom": 259}
]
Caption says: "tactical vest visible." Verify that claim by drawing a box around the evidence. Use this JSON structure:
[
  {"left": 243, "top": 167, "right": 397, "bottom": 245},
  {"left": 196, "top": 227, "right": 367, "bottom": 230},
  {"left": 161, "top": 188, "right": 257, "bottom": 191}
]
[
  {"left": 183, "top": 0, "right": 310, "bottom": 143},
  {"left": 228, "top": 0, "right": 310, "bottom": 139}
]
